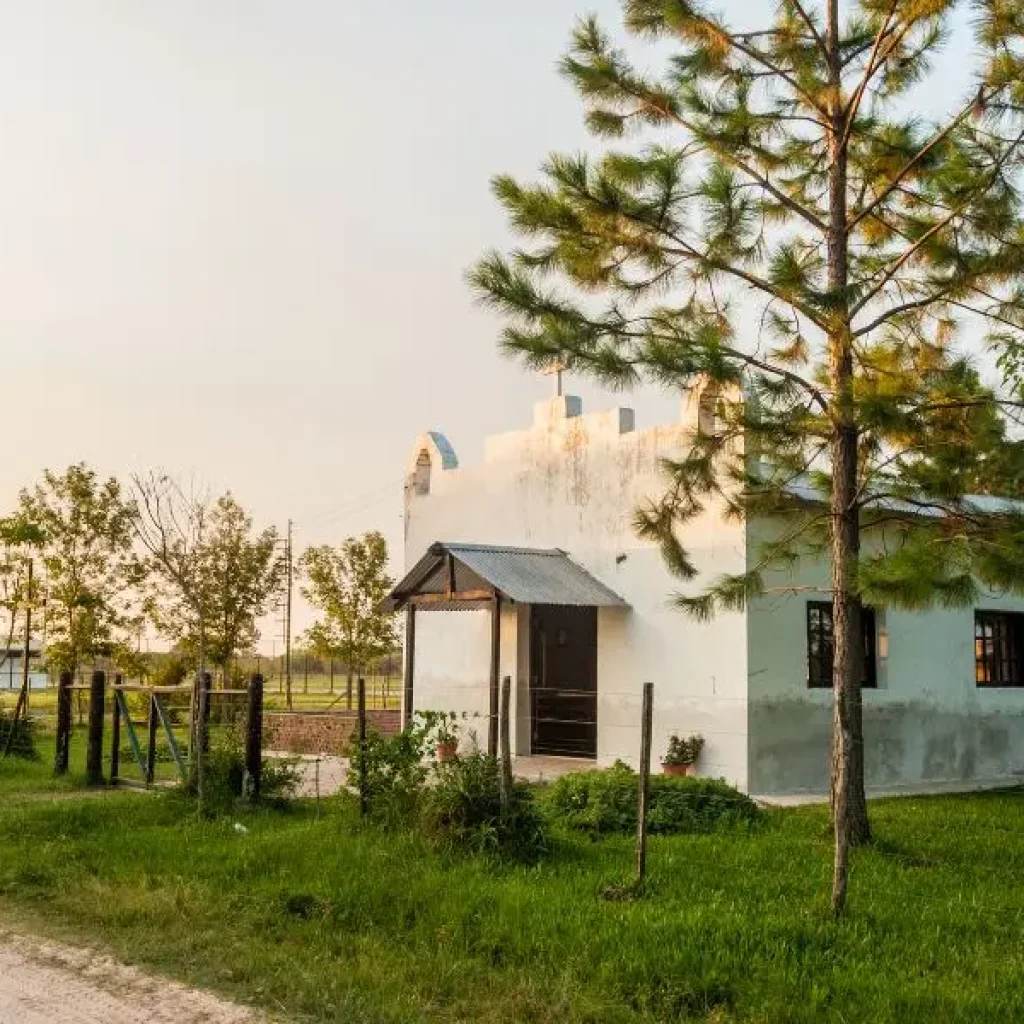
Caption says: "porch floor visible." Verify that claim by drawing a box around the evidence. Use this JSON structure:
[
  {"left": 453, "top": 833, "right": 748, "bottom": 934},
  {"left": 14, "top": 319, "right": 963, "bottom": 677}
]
[
  {"left": 512, "top": 755, "right": 598, "bottom": 783},
  {"left": 271, "top": 752, "right": 599, "bottom": 798}
]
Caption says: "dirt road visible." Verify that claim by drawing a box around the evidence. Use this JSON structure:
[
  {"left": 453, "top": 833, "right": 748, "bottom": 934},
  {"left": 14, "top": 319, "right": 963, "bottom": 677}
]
[{"left": 0, "top": 931, "right": 263, "bottom": 1023}]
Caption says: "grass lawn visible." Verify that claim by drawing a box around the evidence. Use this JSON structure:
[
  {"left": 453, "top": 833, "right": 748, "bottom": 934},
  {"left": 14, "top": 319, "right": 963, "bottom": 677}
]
[{"left": 1, "top": 753, "right": 1023, "bottom": 1023}]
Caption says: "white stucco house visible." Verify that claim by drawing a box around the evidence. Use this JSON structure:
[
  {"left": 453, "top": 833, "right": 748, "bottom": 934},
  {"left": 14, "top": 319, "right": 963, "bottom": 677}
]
[
  {"left": 0, "top": 647, "right": 47, "bottom": 691},
  {"left": 388, "top": 389, "right": 1024, "bottom": 796}
]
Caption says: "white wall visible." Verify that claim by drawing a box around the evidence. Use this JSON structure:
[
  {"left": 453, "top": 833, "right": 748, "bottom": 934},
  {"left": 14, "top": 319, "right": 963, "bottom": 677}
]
[
  {"left": 403, "top": 394, "right": 750, "bottom": 787},
  {"left": 746, "top": 516, "right": 1024, "bottom": 794},
  {"left": 411, "top": 603, "right": 519, "bottom": 754}
]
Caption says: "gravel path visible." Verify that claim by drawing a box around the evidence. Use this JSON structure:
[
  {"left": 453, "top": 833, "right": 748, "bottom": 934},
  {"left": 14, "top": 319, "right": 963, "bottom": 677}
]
[{"left": 0, "top": 931, "right": 263, "bottom": 1023}]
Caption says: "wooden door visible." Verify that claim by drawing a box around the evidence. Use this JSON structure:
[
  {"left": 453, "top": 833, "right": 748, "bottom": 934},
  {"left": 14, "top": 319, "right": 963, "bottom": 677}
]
[{"left": 530, "top": 605, "right": 597, "bottom": 758}]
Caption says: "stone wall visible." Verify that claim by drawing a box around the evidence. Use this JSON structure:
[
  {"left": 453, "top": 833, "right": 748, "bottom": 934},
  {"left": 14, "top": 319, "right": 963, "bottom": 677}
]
[{"left": 264, "top": 710, "right": 401, "bottom": 756}]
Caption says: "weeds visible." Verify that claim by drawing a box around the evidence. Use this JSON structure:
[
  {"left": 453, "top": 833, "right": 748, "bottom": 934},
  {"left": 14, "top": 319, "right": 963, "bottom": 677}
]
[{"left": 546, "top": 760, "right": 761, "bottom": 835}]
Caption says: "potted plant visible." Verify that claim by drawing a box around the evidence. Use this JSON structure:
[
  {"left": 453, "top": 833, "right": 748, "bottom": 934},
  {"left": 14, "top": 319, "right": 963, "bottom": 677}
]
[
  {"left": 419, "top": 710, "right": 461, "bottom": 763},
  {"left": 663, "top": 734, "right": 704, "bottom": 777}
]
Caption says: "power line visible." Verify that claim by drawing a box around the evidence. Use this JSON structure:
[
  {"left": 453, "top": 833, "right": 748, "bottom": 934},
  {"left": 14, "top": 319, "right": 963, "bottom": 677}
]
[{"left": 295, "top": 478, "right": 403, "bottom": 529}]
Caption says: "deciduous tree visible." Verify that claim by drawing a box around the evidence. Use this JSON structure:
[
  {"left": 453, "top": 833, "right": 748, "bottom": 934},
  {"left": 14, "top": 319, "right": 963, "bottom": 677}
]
[
  {"left": 299, "top": 532, "right": 397, "bottom": 709},
  {"left": 18, "top": 464, "right": 139, "bottom": 675},
  {"left": 137, "top": 483, "right": 281, "bottom": 682},
  {"left": 473, "top": 0, "right": 1024, "bottom": 912},
  {"left": 0, "top": 515, "right": 43, "bottom": 681}
]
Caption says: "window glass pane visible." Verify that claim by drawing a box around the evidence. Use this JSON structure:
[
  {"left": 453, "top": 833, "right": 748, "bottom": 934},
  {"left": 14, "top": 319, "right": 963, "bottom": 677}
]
[{"left": 975, "top": 612, "right": 1024, "bottom": 687}]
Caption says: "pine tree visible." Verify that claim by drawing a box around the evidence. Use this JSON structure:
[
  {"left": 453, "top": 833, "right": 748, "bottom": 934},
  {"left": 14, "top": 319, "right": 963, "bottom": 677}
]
[{"left": 472, "top": 0, "right": 1024, "bottom": 913}]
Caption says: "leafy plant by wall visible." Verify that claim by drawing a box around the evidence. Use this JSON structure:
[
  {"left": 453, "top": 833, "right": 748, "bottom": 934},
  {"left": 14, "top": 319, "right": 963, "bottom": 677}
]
[{"left": 546, "top": 762, "right": 760, "bottom": 836}]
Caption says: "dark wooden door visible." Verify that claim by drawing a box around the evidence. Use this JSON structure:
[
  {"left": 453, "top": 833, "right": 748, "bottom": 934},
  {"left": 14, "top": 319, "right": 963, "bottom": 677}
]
[{"left": 530, "top": 605, "right": 597, "bottom": 758}]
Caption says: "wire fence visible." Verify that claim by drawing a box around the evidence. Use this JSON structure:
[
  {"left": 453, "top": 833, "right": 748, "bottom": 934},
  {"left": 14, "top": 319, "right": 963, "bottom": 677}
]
[{"left": 0, "top": 662, "right": 403, "bottom": 718}]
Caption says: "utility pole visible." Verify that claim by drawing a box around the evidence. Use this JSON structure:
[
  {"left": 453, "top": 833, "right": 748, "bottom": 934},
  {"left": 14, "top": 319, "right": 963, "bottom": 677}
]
[
  {"left": 22, "top": 559, "right": 33, "bottom": 713},
  {"left": 285, "top": 519, "right": 293, "bottom": 711}
]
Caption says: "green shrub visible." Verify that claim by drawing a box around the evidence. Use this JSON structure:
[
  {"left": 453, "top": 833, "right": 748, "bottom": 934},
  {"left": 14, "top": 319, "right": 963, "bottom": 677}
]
[
  {"left": 546, "top": 761, "right": 760, "bottom": 835},
  {"left": 422, "top": 752, "right": 547, "bottom": 860},
  {"left": 351, "top": 721, "right": 432, "bottom": 826},
  {"left": 0, "top": 710, "right": 38, "bottom": 760},
  {"left": 351, "top": 720, "right": 548, "bottom": 859},
  {"left": 184, "top": 726, "right": 300, "bottom": 812}
]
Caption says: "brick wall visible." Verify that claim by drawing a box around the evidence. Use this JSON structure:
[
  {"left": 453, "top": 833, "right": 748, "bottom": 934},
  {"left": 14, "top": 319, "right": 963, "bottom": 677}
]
[{"left": 264, "top": 710, "right": 401, "bottom": 756}]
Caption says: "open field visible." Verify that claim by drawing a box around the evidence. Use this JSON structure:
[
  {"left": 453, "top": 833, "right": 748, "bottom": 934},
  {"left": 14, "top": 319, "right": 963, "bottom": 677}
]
[
  {"left": 2, "top": 750, "right": 1024, "bottom": 1023},
  {"left": 0, "top": 673, "right": 401, "bottom": 720}
]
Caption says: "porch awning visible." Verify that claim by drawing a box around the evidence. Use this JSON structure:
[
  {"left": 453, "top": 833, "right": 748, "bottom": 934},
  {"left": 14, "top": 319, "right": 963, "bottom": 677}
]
[{"left": 385, "top": 542, "right": 628, "bottom": 611}]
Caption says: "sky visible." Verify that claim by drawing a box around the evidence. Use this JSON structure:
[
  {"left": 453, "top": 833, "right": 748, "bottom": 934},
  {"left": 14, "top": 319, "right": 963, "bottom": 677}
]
[{"left": 1, "top": 2, "right": 979, "bottom": 650}]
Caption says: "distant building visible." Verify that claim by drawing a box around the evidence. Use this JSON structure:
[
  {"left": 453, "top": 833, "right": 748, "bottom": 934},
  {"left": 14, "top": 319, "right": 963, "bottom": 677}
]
[
  {"left": 0, "top": 646, "right": 47, "bottom": 690},
  {"left": 388, "top": 389, "right": 1024, "bottom": 797}
]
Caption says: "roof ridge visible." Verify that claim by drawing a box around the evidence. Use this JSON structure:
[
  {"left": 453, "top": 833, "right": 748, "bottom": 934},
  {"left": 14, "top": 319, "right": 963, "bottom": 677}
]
[{"left": 442, "top": 541, "right": 564, "bottom": 557}]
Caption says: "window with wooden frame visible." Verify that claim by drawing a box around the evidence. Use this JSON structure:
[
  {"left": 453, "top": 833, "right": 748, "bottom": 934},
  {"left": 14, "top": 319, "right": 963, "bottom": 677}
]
[
  {"left": 806, "top": 601, "right": 877, "bottom": 689},
  {"left": 975, "top": 611, "right": 1024, "bottom": 687}
]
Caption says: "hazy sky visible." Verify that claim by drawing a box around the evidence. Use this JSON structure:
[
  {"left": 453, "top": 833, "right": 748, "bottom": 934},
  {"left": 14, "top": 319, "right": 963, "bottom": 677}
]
[{"left": 2, "top": 2, "right": 978, "bottom": 648}]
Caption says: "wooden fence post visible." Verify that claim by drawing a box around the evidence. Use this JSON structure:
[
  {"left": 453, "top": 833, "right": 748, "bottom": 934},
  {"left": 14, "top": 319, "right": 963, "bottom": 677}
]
[
  {"left": 145, "top": 693, "right": 158, "bottom": 787},
  {"left": 110, "top": 674, "right": 122, "bottom": 784},
  {"left": 487, "top": 595, "right": 501, "bottom": 757},
  {"left": 244, "top": 673, "right": 264, "bottom": 802},
  {"left": 499, "top": 675, "right": 513, "bottom": 812},
  {"left": 53, "top": 670, "right": 73, "bottom": 776},
  {"left": 86, "top": 670, "right": 106, "bottom": 786},
  {"left": 635, "top": 682, "right": 654, "bottom": 888},
  {"left": 200, "top": 671, "right": 212, "bottom": 753},
  {"left": 403, "top": 606, "right": 416, "bottom": 729},
  {"left": 357, "top": 677, "right": 368, "bottom": 818}
]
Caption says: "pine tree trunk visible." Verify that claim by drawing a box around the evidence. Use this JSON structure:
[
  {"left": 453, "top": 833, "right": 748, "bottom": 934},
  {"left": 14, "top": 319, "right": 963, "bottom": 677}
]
[
  {"left": 346, "top": 668, "right": 353, "bottom": 711},
  {"left": 825, "top": 0, "right": 869, "bottom": 916}
]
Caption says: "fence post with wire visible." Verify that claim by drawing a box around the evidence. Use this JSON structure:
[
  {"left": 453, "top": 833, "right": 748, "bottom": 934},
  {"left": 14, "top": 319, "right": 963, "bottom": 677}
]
[
  {"left": 244, "top": 672, "right": 264, "bottom": 801},
  {"left": 635, "top": 681, "right": 654, "bottom": 888},
  {"left": 53, "top": 670, "right": 73, "bottom": 776},
  {"left": 86, "top": 669, "right": 106, "bottom": 785}
]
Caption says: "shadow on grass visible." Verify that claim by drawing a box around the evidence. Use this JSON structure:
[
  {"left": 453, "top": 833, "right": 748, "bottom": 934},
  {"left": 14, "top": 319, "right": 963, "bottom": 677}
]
[{"left": 869, "top": 837, "right": 946, "bottom": 869}]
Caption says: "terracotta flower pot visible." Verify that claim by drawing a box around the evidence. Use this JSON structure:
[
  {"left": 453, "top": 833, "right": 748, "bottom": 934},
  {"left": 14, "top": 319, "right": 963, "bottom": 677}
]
[
  {"left": 436, "top": 740, "right": 458, "bottom": 763},
  {"left": 662, "top": 762, "right": 690, "bottom": 777}
]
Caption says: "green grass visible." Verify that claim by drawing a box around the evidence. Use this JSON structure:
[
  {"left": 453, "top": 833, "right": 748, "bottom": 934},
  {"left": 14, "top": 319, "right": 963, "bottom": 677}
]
[{"left": 1, "top": 754, "right": 1023, "bottom": 1023}]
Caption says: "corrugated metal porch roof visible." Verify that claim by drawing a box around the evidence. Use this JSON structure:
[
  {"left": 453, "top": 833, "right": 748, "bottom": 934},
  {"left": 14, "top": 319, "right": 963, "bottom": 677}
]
[{"left": 386, "top": 542, "right": 628, "bottom": 610}]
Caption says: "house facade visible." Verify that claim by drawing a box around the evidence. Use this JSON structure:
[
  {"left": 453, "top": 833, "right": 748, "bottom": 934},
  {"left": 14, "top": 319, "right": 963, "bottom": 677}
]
[{"left": 392, "top": 391, "right": 1024, "bottom": 796}]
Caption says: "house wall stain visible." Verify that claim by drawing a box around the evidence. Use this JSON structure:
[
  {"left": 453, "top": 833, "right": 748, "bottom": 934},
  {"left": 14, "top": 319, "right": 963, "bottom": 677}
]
[{"left": 748, "top": 700, "right": 1024, "bottom": 794}]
